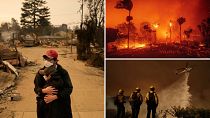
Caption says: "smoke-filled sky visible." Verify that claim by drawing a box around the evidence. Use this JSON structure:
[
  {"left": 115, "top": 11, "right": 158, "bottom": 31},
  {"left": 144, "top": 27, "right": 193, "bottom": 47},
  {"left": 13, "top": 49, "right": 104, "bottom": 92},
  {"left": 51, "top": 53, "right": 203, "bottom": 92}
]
[
  {"left": 0, "top": 0, "right": 87, "bottom": 27},
  {"left": 106, "top": 0, "right": 210, "bottom": 38},
  {"left": 106, "top": 60, "right": 210, "bottom": 108}
]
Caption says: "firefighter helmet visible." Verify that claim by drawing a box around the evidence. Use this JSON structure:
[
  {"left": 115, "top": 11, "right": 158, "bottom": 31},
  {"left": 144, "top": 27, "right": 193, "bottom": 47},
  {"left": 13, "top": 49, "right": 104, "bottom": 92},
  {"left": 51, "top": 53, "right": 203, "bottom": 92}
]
[
  {"left": 118, "top": 89, "right": 124, "bottom": 94},
  {"left": 150, "top": 86, "right": 155, "bottom": 91},
  {"left": 136, "top": 87, "right": 141, "bottom": 92}
]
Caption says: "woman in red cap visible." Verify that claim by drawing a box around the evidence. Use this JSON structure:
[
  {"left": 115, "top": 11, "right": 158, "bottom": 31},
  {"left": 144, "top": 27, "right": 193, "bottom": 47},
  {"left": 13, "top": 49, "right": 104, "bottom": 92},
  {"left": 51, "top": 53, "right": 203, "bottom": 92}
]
[{"left": 34, "top": 49, "right": 73, "bottom": 118}]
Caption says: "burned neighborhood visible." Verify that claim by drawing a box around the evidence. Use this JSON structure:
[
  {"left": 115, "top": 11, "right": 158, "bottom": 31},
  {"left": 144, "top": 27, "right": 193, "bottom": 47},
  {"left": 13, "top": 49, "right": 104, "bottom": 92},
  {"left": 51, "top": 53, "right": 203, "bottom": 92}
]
[{"left": 0, "top": 0, "right": 104, "bottom": 118}]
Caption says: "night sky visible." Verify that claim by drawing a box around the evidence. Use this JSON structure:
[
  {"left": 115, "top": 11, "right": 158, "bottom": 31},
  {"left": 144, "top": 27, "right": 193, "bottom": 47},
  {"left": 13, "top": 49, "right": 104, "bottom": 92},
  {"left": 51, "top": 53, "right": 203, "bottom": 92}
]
[{"left": 106, "top": 60, "right": 210, "bottom": 108}]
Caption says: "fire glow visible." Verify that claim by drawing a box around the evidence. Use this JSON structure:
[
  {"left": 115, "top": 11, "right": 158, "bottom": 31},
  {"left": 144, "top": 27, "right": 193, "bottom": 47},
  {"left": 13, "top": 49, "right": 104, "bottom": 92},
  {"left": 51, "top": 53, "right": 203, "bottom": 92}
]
[
  {"left": 120, "top": 43, "right": 146, "bottom": 49},
  {"left": 109, "top": 38, "right": 147, "bottom": 49},
  {"left": 107, "top": 0, "right": 209, "bottom": 40}
]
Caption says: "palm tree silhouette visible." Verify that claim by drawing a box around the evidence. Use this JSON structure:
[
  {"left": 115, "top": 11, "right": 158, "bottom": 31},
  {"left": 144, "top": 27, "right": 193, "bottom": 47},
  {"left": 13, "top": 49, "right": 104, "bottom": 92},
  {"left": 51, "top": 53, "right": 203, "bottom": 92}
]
[
  {"left": 177, "top": 17, "right": 186, "bottom": 42},
  {"left": 115, "top": 0, "right": 133, "bottom": 48}
]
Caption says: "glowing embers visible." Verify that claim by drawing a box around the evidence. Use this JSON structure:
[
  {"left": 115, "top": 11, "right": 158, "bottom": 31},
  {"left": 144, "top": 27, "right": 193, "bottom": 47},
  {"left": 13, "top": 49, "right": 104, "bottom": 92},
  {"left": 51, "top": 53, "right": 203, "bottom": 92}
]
[
  {"left": 135, "top": 43, "right": 146, "bottom": 48},
  {"left": 152, "top": 23, "right": 159, "bottom": 29},
  {"left": 109, "top": 38, "right": 147, "bottom": 50},
  {"left": 118, "top": 42, "right": 146, "bottom": 49}
]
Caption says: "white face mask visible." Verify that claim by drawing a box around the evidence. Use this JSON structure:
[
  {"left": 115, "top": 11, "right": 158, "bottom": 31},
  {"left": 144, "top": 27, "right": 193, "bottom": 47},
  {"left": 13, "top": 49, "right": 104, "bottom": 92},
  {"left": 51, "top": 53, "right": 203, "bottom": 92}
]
[{"left": 44, "top": 60, "right": 54, "bottom": 67}]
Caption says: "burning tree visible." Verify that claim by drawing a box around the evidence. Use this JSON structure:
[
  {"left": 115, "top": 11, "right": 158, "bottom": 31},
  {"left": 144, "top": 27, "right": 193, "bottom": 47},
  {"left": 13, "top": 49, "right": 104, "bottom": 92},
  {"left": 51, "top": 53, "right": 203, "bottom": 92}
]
[
  {"left": 177, "top": 17, "right": 186, "bottom": 42},
  {"left": 139, "top": 22, "right": 153, "bottom": 42},
  {"left": 198, "top": 17, "right": 210, "bottom": 47},
  {"left": 184, "top": 28, "right": 193, "bottom": 39},
  {"left": 115, "top": 0, "right": 133, "bottom": 48},
  {"left": 116, "top": 22, "right": 136, "bottom": 36}
]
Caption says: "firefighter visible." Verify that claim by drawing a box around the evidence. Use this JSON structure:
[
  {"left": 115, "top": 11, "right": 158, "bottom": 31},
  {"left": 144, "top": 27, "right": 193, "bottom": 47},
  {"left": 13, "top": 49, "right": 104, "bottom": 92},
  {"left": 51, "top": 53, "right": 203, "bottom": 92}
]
[
  {"left": 114, "top": 89, "right": 126, "bottom": 118},
  {"left": 136, "top": 87, "right": 143, "bottom": 117},
  {"left": 145, "top": 86, "right": 158, "bottom": 118},
  {"left": 129, "top": 88, "right": 143, "bottom": 118}
]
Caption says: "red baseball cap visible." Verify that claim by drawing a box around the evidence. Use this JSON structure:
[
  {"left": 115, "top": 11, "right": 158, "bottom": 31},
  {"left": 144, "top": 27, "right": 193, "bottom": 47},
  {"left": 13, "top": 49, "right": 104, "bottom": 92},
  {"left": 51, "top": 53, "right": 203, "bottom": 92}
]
[{"left": 43, "top": 49, "right": 58, "bottom": 60}]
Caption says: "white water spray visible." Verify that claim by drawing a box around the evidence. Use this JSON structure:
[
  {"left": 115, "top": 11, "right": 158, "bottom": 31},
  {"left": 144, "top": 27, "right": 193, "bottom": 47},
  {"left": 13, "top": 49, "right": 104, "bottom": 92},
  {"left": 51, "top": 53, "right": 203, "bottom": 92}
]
[
  {"left": 158, "top": 72, "right": 192, "bottom": 113},
  {"left": 106, "top": 72, "right": 192, "bottom": 118}
]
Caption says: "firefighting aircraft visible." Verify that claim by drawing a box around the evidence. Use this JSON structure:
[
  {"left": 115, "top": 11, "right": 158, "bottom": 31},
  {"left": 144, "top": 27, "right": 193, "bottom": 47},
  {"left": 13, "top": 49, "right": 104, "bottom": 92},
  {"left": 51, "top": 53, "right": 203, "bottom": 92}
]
[{"left": 176, "top": 62, "right": 192, "bottom": 75}]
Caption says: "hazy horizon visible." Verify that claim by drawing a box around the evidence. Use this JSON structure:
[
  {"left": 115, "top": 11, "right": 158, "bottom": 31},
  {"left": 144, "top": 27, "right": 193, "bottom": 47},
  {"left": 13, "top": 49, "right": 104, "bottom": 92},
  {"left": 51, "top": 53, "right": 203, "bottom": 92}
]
[{"left": 0, "top": 0, "right": 88, "bottom": 28}]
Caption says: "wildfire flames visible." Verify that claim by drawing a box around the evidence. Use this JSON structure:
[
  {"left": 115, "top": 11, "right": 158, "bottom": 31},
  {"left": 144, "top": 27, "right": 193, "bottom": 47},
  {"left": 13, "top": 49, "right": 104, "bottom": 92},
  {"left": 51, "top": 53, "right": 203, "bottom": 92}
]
[
  {"left": 107, "top": 0, "right": 209, "bottom": 40},
  {"left": 135, "top": 43, "right": 146, "bottom": 48},
  {"left": 106, "top": 0, "right": 210, "bottom": 58},
  {"left": 108, "top": 38, "right": 147, "bottom": 50},
  {"left": 119, "top": 43, "right": 146, "bottom": 49}
]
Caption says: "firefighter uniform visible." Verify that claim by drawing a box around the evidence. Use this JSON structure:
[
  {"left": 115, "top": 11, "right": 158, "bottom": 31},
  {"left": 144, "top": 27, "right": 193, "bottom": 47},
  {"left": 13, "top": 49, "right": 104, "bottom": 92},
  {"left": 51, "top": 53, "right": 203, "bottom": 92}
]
[
  {"left": 145, "top": 86, "right": 158, "bottom": 118},
  {"left": 114, "top": 89, "right": 126, "bottom": 118},
  {"left": 129, "top": 88, "right": 143, "bottom": 118}
]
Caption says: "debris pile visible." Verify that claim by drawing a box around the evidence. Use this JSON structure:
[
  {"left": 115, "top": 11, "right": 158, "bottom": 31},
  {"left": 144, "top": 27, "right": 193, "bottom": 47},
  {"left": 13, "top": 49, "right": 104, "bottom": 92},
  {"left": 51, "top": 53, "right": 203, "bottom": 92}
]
[
  {"left": 38, "top": 36, "right": 75, "bottom": 47},
  {"left": 0, "top": 44, "right": 27, "bottom": 67},
  {"left": 0, "top": 63, "right": 19, "bottom": 100},
  {"left": 0, "top": 43, "right": 36, "bottom": 103},
  {"left": 0, "top": 43, "right": 37, "bottom": 67}
]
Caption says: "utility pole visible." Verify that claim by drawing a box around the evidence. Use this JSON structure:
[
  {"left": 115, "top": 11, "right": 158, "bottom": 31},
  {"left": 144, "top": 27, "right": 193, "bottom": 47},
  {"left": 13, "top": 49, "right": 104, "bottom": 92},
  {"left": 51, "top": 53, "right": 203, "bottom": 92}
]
[{"left": 80, "top": 0, "right": 84, "bottom": 30}]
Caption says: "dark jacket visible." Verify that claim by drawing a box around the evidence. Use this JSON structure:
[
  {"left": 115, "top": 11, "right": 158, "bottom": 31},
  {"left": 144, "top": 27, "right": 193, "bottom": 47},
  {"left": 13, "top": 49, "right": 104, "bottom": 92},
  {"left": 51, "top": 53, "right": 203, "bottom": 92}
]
[
  {"left": 34, "top": 64, "right": 73, "bottom": 118},
  {"left": 145, "top": 91, "right": 158, "bottom": 107},
  {"left": 114, "top": 94, "right": 126, "bottom": 108}
]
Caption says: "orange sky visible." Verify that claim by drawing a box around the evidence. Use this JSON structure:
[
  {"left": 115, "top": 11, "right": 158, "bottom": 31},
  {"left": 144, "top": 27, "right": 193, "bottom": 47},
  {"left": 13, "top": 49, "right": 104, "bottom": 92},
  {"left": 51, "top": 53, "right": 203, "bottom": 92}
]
[
  {"left": 0, "top": 0, "right": 88, "bottom": 27},
  {"left": 106, "top": 0, "right": 209, "bottom": 33}
]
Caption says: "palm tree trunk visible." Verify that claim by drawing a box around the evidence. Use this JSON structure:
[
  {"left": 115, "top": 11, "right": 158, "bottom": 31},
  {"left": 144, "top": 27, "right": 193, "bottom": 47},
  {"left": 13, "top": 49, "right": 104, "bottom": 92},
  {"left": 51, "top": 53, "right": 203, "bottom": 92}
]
[
  {"left": 128, "top": 10, "right": 131, "bottom": 49},
  {"left": 180, "top": 25, "right": 182, "bottom": 42}
]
